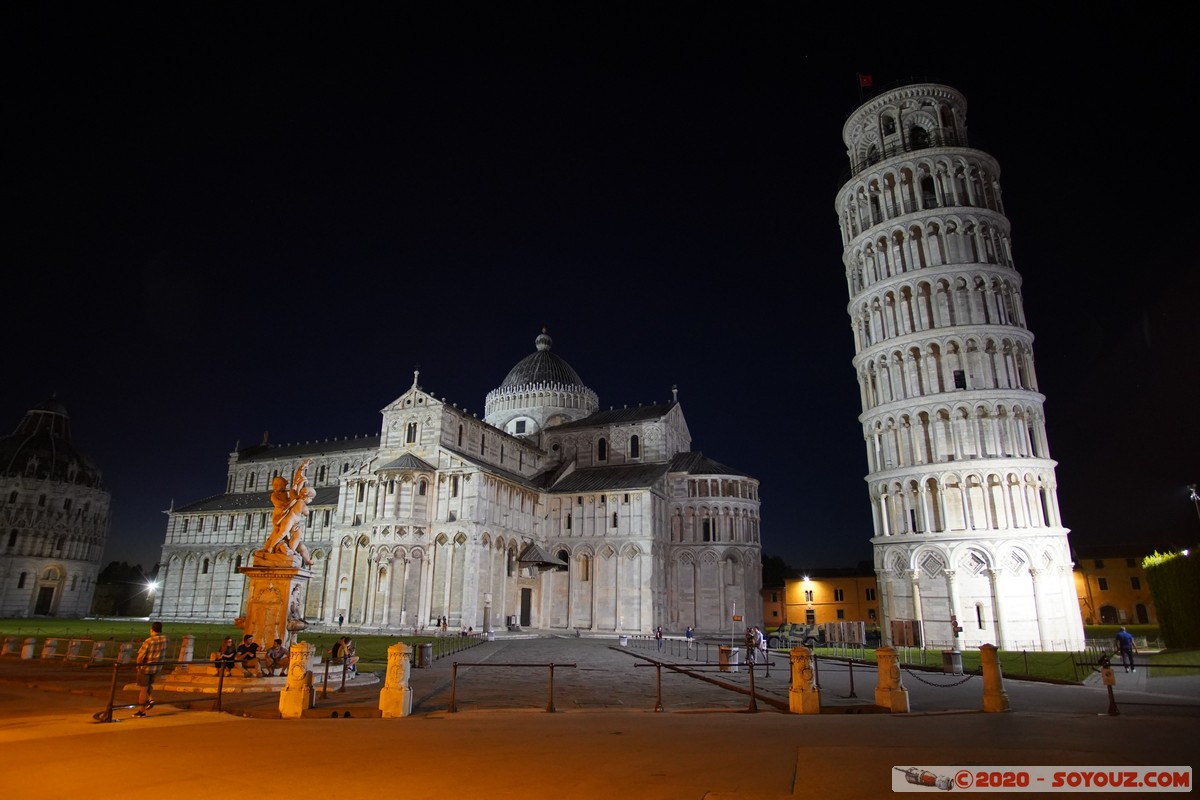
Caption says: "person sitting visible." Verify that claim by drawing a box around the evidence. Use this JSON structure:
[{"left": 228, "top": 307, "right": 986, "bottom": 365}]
[
  {"left": 213, "top": 637, "right": 237, "bottom": 677},
  {"left": 263, "top": 638, "right": 289, "bottom": 677},
  {"left": 235, "top": 634, "right": 261, "bottom": 676},
  {"left": 341, "top": 636, "right": 360, "bottom": 674}
]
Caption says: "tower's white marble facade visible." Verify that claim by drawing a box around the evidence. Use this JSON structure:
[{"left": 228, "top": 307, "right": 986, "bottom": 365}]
[
  {"left": 837, "top": 83, "right": 1085, "bottom": 650},
  {"left": 153, "top": 332, "right": 762, "bottom": 634}
]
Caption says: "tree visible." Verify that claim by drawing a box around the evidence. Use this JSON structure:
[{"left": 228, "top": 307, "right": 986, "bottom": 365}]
[
  {"left": 92, "top": 561, "right": 157, "bottom": 617},
  {"left": 761, "top": 554, "right": 798, "bottom": 588}
]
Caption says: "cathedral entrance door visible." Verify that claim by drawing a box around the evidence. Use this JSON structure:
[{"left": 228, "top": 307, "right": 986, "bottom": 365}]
[
  {"left": 34, "top": 586, "right": 54, "bottom": 615},
  {"left": 520, "top": 588, "right": 532, "bottom": 627}
]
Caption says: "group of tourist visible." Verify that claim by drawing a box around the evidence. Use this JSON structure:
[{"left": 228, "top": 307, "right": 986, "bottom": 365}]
[
  {"left": 331, "top": 635, "right": 360, "bottom": 673},
  {"left": 212, "top": 634, "right": 291, "bottom": 677},
  {"left": 744, "top": 626, "right": 768, "bottom": 664}
]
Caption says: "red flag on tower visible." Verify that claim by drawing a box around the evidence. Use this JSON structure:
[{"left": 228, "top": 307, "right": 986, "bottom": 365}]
[{"left": 858, "top": 73, "right": 873, "bottom": 89}]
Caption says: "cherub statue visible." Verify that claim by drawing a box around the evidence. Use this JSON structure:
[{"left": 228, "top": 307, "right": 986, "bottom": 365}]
[{"left": 263, "top": 459, "right": 314, "bottom": 566}]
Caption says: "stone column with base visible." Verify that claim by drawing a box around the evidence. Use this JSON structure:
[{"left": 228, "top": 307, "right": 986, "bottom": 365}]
[
  {"left": 378, "top": 642, "right": 413, "bottom": 718},
  {"left": 980, "top": 643, "right": 1011, "bottom": 712},
  {"left": 173, "top": 634, "right": 196, "bottom": 673},
  {"left": 788, "top": 646, "right": 821, "bottom": 714},
  {"left": 239, "top": 565, "right": 313, "bottom": 649},
  {"left": 278, "top": 641, "right": 316, "bottom": 719},
  {"left": 874, "top": 645, "right": 910, "bottom": 713}
]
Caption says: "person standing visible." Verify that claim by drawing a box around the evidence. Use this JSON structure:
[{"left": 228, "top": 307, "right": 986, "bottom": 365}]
[
  {"left": 134, "top": 621, "right": 167, "bottom": 717},
  {"left": 655, "top": 626, "right": 664, "bottom": 651},
  {"left": 1114, "top": 626, "right": 1137, "bottom": 672}
]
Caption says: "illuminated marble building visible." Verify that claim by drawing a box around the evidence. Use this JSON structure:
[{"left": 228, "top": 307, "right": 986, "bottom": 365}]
[
  {"left": 837, "top": 83, "right": 1085, "bottom": 650},
  {"left": 153, "top": 332, "right": 762, "bottom": 634},
  {"left": 0, "top": 399, "right": 110, "bottom": 617}
]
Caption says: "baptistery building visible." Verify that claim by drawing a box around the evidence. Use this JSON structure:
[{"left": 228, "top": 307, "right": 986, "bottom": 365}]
[
  {"left": 152, "top": 332, "right": 763, "bottom": 634},
  {"left": 0, "top": 399, "right": 110, "bottom": 617},
  {"left": 837, "top": 83, "right": 1085, "bottom": 650}
]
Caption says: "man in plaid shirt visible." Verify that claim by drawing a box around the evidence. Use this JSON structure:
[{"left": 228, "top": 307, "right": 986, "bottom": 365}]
[{"left": 134, "top": 621, "right": 167, "bottom": 717}]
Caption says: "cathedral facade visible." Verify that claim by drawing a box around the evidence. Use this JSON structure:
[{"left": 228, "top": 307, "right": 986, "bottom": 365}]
[
  {"left": 152, "top": 332, "right": 763, "bottom": 634},
  {"left": 0, "top": 399, "right": 110, "bottom": 618}
]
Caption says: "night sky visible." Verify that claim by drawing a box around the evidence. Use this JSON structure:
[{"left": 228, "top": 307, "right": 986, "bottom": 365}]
[{"left": 7, "top": 5, "right": 1198, "bottom": 574}]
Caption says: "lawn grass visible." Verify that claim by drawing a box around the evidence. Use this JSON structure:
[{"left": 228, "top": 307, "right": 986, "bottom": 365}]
[
  {"left": 810, "top": 644, "right": 1085, "bottom": 682},
  {"left": 0, "top": 618, "right": 472, "bottom": 672}
]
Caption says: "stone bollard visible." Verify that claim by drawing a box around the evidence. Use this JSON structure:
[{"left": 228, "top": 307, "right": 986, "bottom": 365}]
[
  {"left": 2, "top": 636, "right": 19, "bottom": 656},
  {"left": 278, "top": 641, "right": 316, "bottom": 719},
  {"left": 874, "top": 646, "right": 910, "bottom": 713},
  {"left": 91, "top": 641, "right": 108, "bottom": 663},
  {"left": 41, "top": 638, "right": 59, "bottom": 660},
  {"left": 379, "top": 642, "right": 413, "bottom": 718},
  {"left": 979, "top": 643, "right": 1010, "bottom": 712},
  {"left": 788, "top": 646, "right": 821, "bottom": 714},
  {"left": 117, "top": 642, "right": 136, "bottom": 664},
  {"left": 66, "top": 639, "right": 87, "bottom": 662},
  {"left": 21, "top": 637, "right": 36, "bottom": 659},
  {"left": 175, "top": 635, "right": 196, "bottom": 672}
]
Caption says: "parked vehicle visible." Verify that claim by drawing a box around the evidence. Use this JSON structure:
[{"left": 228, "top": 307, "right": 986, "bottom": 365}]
[{"left": 766, "top": 623, "right": 822, "bottom": 649}]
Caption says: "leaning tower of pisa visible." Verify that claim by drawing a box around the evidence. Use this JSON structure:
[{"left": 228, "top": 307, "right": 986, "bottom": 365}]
[{"left": 836, "top": 83, "right": 1085, "bottom": 651}]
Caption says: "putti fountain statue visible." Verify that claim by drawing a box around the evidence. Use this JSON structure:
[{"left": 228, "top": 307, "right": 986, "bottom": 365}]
[{"left": 237, "top": 459, "right": 315, "bottom": 648}]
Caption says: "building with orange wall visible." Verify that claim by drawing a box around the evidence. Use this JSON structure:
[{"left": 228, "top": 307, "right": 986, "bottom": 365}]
[
  {"left": 762, "top": 566, "right": 879, "bottom": 632},
  {"left": 1073, "top": 547, "right": 1158, "bottom": 626}
]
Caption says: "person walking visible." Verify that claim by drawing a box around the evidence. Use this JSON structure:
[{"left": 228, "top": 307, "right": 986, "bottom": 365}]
[
  {"left": 1114, "top": 626, "right": 1137, "bottom": 672},
  {"left": 685, "top": 626, "right": 694, "bottom": 650},
  {"left": 134, "top": 621, "right": 167, "bottom": 717},
  {"left": 655, "top": 626, "right": 664, "bottom": 651}
]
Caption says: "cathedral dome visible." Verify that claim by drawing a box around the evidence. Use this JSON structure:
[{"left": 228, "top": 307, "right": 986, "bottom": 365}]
[
  {"left": 499, "top": 330, "right": 586, "bottom": 390},
  {"left": 0, "top": 399, "right": 104, "bottom": 487},
  {"left": 485, "top": 330, "right": 599, "bottom": 435}
]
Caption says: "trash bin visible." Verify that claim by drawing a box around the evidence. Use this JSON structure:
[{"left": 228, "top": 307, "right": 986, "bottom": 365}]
[
  {"left": 719, "top": 645, "right": 740, "bottom": 673},
  {"left": 619, "top": 635, "right": 629, "bottom": 646},
  {"left": 486, "top": 629, "right": 496, "bottom": 642},
  {"left": 418, "top": 642, "right": 433, "bottom": 668},
  {"left": 942, "top": 649, "right": 962, "bottom": 675}
]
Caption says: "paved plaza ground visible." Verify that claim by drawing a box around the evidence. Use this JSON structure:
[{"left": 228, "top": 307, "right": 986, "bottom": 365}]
[{"left": 1, "top": 633, "right": 1196, "bottom": 798}]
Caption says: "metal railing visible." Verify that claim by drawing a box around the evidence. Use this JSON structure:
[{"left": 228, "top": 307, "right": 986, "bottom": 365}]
[{"left": 448, "top": 661, "right": 577, "bottom": 712}]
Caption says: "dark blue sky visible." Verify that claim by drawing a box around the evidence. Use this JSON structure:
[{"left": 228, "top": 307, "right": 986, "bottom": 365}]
[{"left": 6, "top": 5, "right": 1198, "bottom": 573}]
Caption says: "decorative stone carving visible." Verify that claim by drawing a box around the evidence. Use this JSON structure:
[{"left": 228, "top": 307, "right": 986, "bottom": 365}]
[{"left": 256, "top": 459, "right": 314, "bottom": 568}]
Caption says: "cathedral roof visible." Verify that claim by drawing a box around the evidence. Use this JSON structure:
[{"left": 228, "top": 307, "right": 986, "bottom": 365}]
[
  {"left": 174, "top": 485, "right": 341, "bottom": 513},
  {"left": 0, "top": 398, "right": 104, "bottom": 487},
  {"left": 378, "top": 453, "right": 437, "bottom": 472},
  {"left": 518, "top": 542, "right": 568, "bottom": 568},
  {"left": 235, "top": 434, "right": 381, "bottom": 462},
  {"left": 548, "top": 402, "right": 676, "bottom": 430},
  {"left": 669, "top": 451, "right": 754, "bottom": 479},
  {"left": 498, "top": 330, "right": 587, "bottom": 390},
  {"left": 548, "top": 463, "right": 671, "bottom": 492}
]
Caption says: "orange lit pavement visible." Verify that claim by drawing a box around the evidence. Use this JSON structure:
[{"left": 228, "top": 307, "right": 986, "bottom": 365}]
[{"left": 1, "top": 635, "right": 1196, "bottom": 799}]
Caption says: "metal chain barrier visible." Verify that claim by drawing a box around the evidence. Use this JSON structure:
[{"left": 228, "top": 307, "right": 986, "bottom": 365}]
[{"left": 902, "top": 668, "right": 975, "bottom": 688}]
